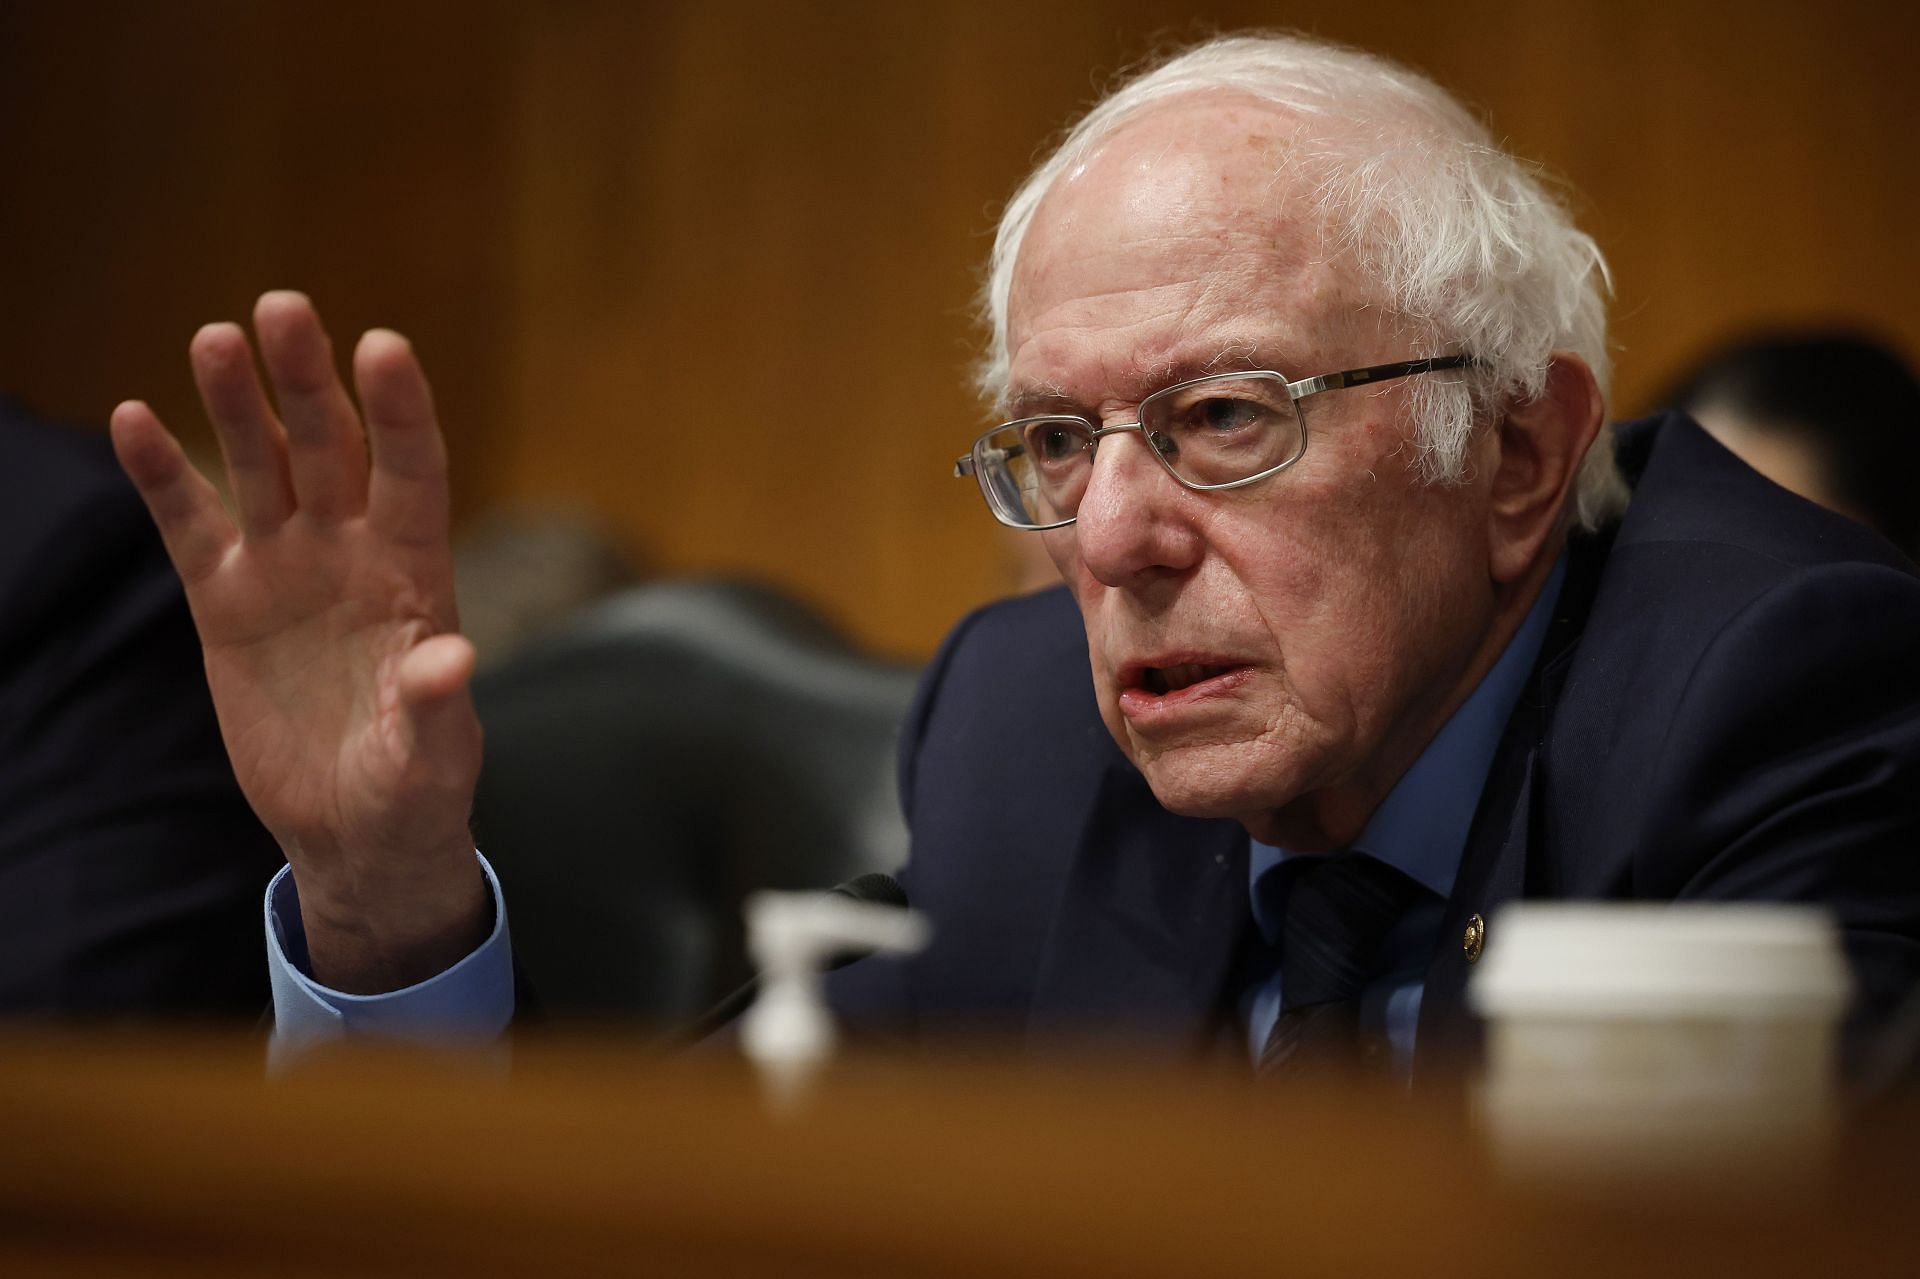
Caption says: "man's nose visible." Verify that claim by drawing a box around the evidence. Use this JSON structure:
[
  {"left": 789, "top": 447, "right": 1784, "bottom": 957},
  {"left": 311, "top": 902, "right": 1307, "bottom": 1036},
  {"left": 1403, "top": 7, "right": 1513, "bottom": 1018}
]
[{"left": 1071, "top": 428, "right": 1205, "bottom": 587}]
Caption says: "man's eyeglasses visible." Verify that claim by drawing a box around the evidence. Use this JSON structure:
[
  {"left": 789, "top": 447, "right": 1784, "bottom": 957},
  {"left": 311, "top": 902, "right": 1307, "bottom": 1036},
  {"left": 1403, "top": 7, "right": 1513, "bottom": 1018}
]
[{"left": 954, "top": 355, "right": 1478, "bottom": 530}]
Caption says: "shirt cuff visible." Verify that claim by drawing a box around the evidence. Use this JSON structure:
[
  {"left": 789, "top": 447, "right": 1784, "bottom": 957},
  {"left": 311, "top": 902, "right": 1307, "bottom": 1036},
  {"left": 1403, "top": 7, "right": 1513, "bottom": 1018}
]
[{"left": 264, "top": 851, "right": 515, "bottom": 1063}]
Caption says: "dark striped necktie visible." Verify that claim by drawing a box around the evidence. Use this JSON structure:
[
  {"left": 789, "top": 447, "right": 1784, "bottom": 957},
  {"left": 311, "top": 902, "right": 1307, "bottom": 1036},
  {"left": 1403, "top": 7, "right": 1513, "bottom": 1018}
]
[{"left": 1258, "top": 852, "right": 1426, "bottom": 1077}]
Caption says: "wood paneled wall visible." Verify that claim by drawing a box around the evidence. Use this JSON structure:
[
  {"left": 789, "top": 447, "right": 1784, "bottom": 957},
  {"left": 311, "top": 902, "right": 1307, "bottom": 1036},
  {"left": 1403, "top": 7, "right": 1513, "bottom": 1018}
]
[{"left": 4, "top": 0, "right": 1914, "bottom": 657}]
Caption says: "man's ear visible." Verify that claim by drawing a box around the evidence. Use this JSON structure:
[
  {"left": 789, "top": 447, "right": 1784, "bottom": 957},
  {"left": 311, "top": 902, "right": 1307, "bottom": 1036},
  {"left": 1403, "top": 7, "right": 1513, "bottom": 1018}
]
[{"left": 1486, "top": 353, "right": 1605, "bottom": 585}]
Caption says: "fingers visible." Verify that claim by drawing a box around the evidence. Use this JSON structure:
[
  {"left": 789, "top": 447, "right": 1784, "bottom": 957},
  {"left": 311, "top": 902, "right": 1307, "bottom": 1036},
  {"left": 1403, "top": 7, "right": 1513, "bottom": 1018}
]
[
  {"left": 190, "top": 321, "right": 297, "bottom": 533},
  {"left": 356, "top": 329, "right": 452, "bottom": 549},
  {"left": 109, "top": 400, "right": 238, "bottom": 586},
  {"left": 253, "top": 291, "right": 371, "bottom": 520},
  {"left": 169, "top": 297, "right": 449, "bottom": 552}
]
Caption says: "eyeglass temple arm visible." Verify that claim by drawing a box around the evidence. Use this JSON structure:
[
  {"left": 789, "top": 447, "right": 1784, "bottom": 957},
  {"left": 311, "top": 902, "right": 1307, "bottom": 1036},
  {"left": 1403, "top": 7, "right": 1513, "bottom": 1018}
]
[
  {"left": 1287, "top": 354, "right": 1478, "bottom": 398},
  {"left": 954, "top": 439, "right": 1031, "bottom": 478}
]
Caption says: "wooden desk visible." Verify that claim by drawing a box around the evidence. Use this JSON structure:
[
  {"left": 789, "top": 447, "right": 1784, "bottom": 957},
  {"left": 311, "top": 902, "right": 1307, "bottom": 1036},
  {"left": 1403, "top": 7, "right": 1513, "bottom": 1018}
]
[{"left": 0, "top": 1032, "right": 1914, "bottom": 1276}]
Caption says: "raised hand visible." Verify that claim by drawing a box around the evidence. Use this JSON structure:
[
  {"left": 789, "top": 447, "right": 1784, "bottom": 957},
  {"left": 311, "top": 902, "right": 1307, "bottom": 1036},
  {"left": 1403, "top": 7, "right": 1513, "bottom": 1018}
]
[{"left": 111, "top": 292, "right": 488, "bottom": 994}]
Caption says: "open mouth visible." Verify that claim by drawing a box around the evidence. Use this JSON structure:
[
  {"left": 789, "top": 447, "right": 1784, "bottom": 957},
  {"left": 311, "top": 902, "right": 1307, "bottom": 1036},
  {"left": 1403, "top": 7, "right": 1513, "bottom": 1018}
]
[{"left": 1135, "top": 662, "right": 1234, "bottom": 695}]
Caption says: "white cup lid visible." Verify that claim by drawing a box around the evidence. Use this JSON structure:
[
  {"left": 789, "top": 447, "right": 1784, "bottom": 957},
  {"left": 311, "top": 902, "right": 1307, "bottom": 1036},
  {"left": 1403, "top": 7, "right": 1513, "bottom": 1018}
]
[{"left": 1468, "top": 902, "right": 1853, "bottom": 1019}]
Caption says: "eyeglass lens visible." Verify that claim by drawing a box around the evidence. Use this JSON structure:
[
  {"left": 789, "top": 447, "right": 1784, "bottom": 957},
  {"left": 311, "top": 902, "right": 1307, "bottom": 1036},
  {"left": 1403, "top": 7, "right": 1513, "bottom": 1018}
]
[{"left": 975, "top": 373, "right": 1306, "bottom": 527}]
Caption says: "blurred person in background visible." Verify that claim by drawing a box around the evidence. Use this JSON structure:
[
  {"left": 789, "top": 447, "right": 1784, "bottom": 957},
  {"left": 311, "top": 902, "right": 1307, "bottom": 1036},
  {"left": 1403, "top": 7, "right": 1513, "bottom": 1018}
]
[
  {"left": 107, "top": 32, "right": 1920, "bottom": 1076},
  {"left": 450, "top": 510, "right": 643, "bottom": 669},
  {"left": 0, "top": 397, "right": 282, "bottom": 1017},
  {"left": 1659, "top": 332, "right": 1920, "bottom": 562}
]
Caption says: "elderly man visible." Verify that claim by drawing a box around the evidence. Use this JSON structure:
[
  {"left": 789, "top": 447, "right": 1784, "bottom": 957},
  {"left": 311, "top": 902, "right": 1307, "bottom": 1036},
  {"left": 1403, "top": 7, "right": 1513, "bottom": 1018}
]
[{"left": 111, "top": 34, "right": 1920, "bottom": 1073}]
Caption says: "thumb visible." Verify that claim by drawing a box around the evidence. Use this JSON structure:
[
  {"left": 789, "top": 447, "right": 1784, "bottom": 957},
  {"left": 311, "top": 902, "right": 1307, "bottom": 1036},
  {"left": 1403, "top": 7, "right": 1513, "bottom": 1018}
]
[
  {"left": 397, "top": 632, "right": 477, "bottom": 706},
  {"left": 395, "top": 633, "right": 483, "bottom": 783}
]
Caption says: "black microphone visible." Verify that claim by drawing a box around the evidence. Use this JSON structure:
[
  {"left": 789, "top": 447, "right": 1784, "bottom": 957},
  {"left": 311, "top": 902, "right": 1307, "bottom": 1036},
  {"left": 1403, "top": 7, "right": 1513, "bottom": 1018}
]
[
  {"left": 674, "top": 872, "right": 909, "bottom": 1046},
  {"left": 1860, "top": 976, "right": 1920, "bottom": 1100},
  {"left": 829, "top": 871, "right": 909, "bottom": 914}
]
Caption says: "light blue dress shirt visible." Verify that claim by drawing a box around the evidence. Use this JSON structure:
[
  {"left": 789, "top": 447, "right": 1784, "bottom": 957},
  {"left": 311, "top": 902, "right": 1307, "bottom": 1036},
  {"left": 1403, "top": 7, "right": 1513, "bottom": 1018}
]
[
  {"left": 265, "top": 854, "right": 516, "bottom": 1058},
  {"left": 267, "top": 561, "right": 1566, "bottom": 1060},
  {"left": 1243, "top": 557, "right": 1566, "bottom": 1073}
]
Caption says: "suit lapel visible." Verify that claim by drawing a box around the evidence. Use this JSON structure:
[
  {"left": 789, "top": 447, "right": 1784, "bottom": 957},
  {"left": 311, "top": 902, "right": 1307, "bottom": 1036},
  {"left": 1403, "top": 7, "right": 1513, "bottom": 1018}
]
[
  {"left": 1413, "top": 530, "right": 1610, "bottom": 1076},
  {"left": 1026, "top": 756, "right": 1249, "bottom": 1050},
  {"left": 1413, "top": 704, "right": 1540, "bottom": 1072}
]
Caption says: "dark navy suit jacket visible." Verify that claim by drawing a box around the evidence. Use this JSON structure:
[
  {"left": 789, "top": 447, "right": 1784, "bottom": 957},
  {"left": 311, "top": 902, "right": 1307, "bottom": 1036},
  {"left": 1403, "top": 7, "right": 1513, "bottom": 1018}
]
[
  {"left": 0, "top": 402, "right": 283, "bottom": 1017},
  {"left": 828, "top": 414, "right": 1920, "bottom": 1072}
]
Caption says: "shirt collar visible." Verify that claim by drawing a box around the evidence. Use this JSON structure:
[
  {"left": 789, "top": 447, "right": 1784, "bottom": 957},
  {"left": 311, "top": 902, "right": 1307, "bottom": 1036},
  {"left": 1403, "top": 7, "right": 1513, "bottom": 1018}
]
[{"left": 1249, "top": 554, "right": 1567, "bottom": 927}]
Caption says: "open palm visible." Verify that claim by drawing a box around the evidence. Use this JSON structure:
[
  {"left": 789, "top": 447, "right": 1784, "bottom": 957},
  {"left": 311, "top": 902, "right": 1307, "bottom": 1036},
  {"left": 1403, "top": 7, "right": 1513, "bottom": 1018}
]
[{"left": 112, "top": 292, "right": 487, "bottom": 992}]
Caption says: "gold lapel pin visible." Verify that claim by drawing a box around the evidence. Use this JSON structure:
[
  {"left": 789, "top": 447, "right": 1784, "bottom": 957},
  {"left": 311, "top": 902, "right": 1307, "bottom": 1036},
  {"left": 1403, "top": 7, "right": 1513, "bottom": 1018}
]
[{"left": 1463, "top": 913, "right": 1486, "bottom": 963}]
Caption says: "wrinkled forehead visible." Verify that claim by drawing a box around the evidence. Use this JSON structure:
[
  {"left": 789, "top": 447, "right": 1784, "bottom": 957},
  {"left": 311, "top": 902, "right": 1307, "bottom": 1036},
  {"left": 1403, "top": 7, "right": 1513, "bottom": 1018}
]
[{"left": 1005, "top": 96, "right": 1376, "bottom": 400}]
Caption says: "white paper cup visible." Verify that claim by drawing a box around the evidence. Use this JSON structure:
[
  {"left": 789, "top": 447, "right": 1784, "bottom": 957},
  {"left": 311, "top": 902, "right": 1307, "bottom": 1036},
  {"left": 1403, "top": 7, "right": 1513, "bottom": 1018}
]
[{"left": 1468, "top": 903, "right": 1852, "bottom": 1194}]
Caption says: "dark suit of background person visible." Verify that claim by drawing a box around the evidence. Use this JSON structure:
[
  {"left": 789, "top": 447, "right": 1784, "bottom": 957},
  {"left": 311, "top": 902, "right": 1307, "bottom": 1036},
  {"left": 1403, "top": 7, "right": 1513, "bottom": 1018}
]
[
  {"left": 825, "top": 414, "right": 1920, "bottom": 1074},
  {"left": 0, "top": 399, "right": 283, "bottom": 1016}
]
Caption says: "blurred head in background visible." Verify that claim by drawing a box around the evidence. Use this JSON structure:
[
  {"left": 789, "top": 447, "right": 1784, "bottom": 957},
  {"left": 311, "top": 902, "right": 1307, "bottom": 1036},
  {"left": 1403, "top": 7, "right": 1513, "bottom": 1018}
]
[
  {"left": 452, "top": 510, "right": 643, "bottom": 667},
  {"left": 1661, "top": 333, "right": 1920, "bottom": 561}
]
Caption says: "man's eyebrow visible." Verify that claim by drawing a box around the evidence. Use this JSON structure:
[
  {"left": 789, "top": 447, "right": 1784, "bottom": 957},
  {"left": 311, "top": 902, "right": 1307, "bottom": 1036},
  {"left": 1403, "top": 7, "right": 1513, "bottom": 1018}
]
[
  {"left": 1004, "top": 382, "right": 1078, "bottom": 418},
  {"left": 1200, "top": 342, "right": 1266, "bottom": 375}
]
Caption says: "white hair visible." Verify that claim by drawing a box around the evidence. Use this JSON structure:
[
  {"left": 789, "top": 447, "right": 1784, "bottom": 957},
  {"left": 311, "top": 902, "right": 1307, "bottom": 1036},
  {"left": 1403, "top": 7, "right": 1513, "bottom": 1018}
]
[{"left": 978, "top": 33, "right": 1628, "bottom": 530}]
